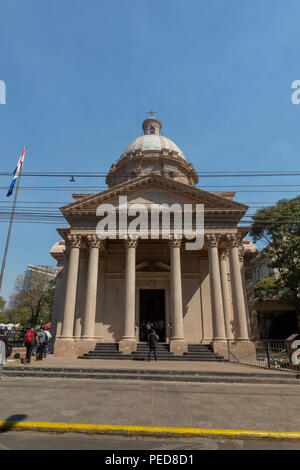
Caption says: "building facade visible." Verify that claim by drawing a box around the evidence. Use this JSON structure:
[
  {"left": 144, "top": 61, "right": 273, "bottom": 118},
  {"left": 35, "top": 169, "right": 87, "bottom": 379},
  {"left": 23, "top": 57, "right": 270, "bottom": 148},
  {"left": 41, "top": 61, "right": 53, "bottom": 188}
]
[{"left": 50, "top": 117, "right": 257, "bottom": 357}]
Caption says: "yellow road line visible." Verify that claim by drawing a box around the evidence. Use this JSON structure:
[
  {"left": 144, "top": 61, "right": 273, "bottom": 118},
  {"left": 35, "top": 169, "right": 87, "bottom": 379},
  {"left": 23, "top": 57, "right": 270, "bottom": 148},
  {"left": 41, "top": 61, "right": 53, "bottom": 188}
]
[{"left": 0, "top": 420, "right": 300, "bottom": 440}]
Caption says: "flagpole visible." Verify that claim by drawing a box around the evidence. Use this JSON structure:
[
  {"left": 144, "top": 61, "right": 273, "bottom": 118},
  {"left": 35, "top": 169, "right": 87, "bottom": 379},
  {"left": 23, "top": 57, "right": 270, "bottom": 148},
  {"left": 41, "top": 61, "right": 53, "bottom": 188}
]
[{"left": 0, "top": 146, "right": 26, "bottom": 293}]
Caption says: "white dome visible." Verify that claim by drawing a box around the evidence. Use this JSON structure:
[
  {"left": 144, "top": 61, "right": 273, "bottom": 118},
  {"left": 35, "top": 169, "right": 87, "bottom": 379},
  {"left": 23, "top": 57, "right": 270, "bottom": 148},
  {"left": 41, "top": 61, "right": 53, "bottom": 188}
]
[{"left": 120, "top": 134, "right": 186, "bottom": 160}]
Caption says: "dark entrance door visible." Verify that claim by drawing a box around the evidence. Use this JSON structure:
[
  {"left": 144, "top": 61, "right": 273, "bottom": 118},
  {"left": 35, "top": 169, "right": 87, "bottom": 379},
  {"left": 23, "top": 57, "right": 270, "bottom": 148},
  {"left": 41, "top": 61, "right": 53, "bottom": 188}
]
[{"left": 139, "top": 289, "right": 165, "bottom": 342}]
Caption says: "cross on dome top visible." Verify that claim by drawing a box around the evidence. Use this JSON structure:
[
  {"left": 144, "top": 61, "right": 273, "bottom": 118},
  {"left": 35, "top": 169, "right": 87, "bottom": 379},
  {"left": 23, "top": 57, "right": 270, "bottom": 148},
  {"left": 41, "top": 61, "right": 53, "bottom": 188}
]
[{"left": 146, "top": 108, "right": 157, "bottom": 117}]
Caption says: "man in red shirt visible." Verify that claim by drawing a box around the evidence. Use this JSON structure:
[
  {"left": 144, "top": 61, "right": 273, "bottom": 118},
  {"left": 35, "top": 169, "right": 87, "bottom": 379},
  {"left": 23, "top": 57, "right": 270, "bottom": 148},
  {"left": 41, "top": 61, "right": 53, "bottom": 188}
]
[{"left": 24, "top": 327, "right": 35, "bottom": 364}]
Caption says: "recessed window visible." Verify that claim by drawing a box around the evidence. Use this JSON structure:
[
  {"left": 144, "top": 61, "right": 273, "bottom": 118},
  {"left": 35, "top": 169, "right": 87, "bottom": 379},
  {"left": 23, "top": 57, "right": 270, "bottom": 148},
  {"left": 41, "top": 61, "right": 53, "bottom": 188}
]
[{"left": 149, "top": 127, "right": 155, "bottom": 134}]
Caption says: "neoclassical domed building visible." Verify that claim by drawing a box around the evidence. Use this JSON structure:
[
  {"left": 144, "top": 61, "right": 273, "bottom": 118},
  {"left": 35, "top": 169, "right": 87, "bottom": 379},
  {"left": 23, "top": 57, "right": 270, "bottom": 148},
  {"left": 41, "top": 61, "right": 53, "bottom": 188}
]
[{"left": 50, "top": 116, "right": 257, "bottom": 358}]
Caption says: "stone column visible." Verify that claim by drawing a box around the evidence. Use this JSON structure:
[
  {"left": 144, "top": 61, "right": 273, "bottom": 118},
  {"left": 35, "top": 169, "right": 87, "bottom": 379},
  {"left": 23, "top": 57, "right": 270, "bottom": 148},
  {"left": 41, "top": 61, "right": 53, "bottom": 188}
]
[
  {"left": 169, "top": 238, "right": 187, "bottom": 354},
  {"left": 226, "top": 234, "right": 250, "bottom": 341},
  {"left": 206, "top": 234, "right": 226, "bottom": 342},
  {"left": 95, "top": 251, "right": 107, "bottom": 341},
  {"left": 73, "top": 249, "right": 88, "bottom": 339},
  {"left": 55, "top": 249, "right": 69, "bottom": 338},
  {"left": 82, "top": 235, "right": 103, "bottom": 340},
  {"left": 119, "top": 238, "right": 138, "bottom": 353},
  {"left": 219, "top": 249, "right": 234, "bottom": 341},
  {"left": 60, "top": 235, "right": 81, "bottom": 339},
  {"left": 238, "top": 241, "right": 251, "bottom": 337}
]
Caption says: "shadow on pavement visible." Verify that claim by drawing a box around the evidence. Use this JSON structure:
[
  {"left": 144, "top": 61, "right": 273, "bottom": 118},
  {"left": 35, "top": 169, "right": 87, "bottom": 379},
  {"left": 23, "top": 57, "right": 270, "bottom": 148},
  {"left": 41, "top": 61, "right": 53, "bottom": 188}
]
[{"left": 0, "top": 414, "right": 27, "bottom": 433}]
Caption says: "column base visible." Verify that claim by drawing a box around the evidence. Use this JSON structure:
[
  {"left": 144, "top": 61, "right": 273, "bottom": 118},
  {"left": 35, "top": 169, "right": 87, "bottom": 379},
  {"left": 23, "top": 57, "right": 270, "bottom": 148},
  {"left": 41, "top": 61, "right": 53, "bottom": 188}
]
[
  {"left": 53, "top": 338, "right": 96, "bottom": 357},
  {"left": 212, "top": 341, "right": 228, "bottom": 359},
  {"left": 212, "top": 340, "right": 255, "bottom": 360},
  {"left": 169, "top": 338, "right": 188, "bottom": 355},
  {"left": 119, "top": 338, "right": 137, "bottom": 354}
]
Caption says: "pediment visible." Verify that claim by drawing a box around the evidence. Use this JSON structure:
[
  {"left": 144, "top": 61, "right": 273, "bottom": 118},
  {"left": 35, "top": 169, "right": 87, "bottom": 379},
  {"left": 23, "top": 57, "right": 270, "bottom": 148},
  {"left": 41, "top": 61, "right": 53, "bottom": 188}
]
[{"left": 60, "top": 175, "right": 248, "bottom": 215}]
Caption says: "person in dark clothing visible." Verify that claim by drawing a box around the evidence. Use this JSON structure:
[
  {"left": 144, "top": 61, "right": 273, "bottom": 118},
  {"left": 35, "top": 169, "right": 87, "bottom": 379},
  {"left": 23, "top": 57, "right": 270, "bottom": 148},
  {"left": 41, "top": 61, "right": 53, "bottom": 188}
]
[
  {"left": 36, "top": 328, "right": 48, "bottom": 361},
  {"left": 147, "top": 329, "right": 159, "bottom": 362},
  {"left": 24, "top": 327, "right": 35, "bottom": 364}
]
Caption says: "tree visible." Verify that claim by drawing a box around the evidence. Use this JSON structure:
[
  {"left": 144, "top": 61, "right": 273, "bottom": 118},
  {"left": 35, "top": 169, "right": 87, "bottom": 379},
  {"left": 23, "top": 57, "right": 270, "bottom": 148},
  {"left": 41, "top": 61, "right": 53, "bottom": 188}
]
[
  {"left": 10, "top": 269, "right": 55, "bottom": 328},
  {"left": 254, "top": 277, "right": 280, "bottom": 301},
  {"left": 250, "top": 196, "right": 300, "bottom": 328},
  {"left": 0, "top": 296, "right": 6, "bottom": 322},
  {"left": 0, "top": 296, "right": 5, "bottom": 312}
]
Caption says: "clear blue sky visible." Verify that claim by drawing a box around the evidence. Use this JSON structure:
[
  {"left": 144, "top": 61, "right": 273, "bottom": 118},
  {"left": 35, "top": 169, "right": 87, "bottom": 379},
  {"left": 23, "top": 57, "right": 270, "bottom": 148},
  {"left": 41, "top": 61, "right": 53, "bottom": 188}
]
[{"left": 0, "top": 0, "right": 300, "bottom": 302}]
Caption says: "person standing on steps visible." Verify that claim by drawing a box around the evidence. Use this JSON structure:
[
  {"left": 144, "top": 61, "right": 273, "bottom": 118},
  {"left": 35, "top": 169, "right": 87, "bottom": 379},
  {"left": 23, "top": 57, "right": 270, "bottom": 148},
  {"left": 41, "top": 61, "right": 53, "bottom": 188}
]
[
  {"left": 36, "top": 327, "right": 48, "bottom": 361},
  {"left": 24, "top": 327, "right": 35, "bottom": 364},
  {"left": 146, "top": 321, "right": 153, "bottom": 335},
  {"left": 147, "top": 329, "right": 159, "bottom": 362},
  {"left": 43, "top": 328, "right": 52, "bottom": 358}
]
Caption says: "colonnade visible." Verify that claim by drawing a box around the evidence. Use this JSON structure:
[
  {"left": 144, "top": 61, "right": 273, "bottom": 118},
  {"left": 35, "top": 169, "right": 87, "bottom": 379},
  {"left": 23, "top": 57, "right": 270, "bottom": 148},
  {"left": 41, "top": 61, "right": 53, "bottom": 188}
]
[{"left": 57, "top": 232, "right": 249, "bottom": 348}]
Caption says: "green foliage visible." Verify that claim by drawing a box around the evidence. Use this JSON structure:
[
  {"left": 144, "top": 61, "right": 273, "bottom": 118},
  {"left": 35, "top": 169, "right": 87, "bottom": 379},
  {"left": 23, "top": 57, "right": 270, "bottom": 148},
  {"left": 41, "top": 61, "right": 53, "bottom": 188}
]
[
  {"left": 250, "top": 196, "right": 300, "bottom": 327},
  {"left": 254, "top": 277, "right": 280, "bottom": 300},
  {"left": 9, "top": 269, "right": 55, "bottom": 328}
]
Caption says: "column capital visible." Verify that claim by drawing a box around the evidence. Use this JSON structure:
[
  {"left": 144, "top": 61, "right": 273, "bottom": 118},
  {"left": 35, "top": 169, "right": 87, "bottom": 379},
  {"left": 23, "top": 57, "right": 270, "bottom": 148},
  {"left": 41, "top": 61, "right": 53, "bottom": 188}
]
[
  {"left": 205, "top": 233, "right": 221, "bottom": 247},
  {"left": 238, "top": 247, "right": 245, "bottom": 262},
  {"left": 86, "top": 234, "right": 105, "bottom": 249},
  {"left": 225, "top": 233, "right": 238, "bottom": 247},
  {"left": 124, "top": 238, "right": 138, "bottom": 248},
  {"left": 169, "top": 237, "right": 182, "bottom": 249},
  {"left": 67, "top": 234, "right": 82, "bottom": 248}
]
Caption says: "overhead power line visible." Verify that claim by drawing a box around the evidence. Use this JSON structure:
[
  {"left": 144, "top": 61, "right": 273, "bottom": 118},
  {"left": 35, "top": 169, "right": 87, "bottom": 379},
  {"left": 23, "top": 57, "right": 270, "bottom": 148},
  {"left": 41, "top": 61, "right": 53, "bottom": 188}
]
[{"left": 0, "top": 170, "right": 300, "bottom": 178}]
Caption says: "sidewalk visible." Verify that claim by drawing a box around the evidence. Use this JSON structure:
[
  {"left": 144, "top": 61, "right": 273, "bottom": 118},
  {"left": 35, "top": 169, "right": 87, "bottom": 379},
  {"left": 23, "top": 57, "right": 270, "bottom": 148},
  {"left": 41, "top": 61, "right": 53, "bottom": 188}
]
[{"left": 4, "top": 356, "right": 294, "bottom": 375}]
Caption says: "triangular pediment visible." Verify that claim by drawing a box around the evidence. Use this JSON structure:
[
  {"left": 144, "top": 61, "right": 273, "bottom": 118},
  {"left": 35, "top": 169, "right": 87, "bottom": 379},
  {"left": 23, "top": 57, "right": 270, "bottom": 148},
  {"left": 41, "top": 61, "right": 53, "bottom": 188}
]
[{"left": 60, "top": 175, "right": 248, "bottom": 216}]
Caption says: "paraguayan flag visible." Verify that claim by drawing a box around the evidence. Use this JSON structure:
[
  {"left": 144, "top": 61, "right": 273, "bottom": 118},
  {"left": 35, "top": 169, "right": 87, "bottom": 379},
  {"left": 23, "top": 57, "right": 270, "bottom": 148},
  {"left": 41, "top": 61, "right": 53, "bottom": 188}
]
[{"left": 6, "top": 146, "right": 26, "bottom": 197}]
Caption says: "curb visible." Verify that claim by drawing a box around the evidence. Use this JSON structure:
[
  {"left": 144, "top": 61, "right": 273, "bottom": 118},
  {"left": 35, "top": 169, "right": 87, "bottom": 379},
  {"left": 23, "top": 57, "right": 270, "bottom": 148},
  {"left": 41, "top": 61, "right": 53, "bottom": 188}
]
[{"left": 1, "top": 420, "right": 300, "bottom": 440}]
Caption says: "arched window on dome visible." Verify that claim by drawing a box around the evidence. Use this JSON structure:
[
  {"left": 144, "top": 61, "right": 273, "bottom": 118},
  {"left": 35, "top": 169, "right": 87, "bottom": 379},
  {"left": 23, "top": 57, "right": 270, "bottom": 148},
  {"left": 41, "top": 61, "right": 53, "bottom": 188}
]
[{"left": 149, "top": 127, "right": 155, "bottom": 134}]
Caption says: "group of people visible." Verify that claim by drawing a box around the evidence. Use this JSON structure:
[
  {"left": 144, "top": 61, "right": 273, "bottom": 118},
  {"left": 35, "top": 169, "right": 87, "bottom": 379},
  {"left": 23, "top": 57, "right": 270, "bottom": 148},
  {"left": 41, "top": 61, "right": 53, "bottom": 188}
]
[
  {"left": 24, "top": 326, "right": 52, "bottom": 364},
  {"left": 139, "top": 319, "right": 164, "bottom": 342}
]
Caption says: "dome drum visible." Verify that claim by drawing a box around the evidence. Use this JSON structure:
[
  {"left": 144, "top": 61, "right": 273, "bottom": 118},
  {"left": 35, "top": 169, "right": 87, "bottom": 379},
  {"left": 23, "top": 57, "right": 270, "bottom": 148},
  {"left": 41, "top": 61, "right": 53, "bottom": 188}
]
[
  {"left": 106, "top": 116, "right": 198, "bottom": 187},
  {"left": 106, "top": 150, "right": 198, "bottom": 187}
]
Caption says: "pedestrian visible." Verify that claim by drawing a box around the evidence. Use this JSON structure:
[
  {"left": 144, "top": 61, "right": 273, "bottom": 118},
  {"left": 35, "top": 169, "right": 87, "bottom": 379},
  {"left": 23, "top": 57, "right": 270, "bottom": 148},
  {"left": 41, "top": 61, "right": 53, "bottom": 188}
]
[
  {"left": 146, "top": 321, "right": 153, "bottom": 334},
  {"left": 24, "top": 327, "right": 35, "bottom": 364},
  {"left": 140, "top": 319, "right": 146, "bottom": 341},
  {"left": 43, "top": 328, "right": 52, "bottom": 358},
  {"left": 0, "top": 329, "right": 9, "bottom": 378},
  {"left": 147, "top": 329, "right": 159, "bottom": 362},
  {"left": 36, "top": 327, "right": 48, "bottom": 361},
  {"left": 134, "top": 319, "right": 137, "bottom": 336}
]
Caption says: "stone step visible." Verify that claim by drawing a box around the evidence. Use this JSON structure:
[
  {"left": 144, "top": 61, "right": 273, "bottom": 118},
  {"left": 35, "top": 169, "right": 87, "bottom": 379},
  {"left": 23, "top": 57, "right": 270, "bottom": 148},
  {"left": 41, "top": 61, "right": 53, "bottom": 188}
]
[
  {"left": 4, "top": 365, "right": 298, "bottom": 377},
  {"left": 3, "top": 368, "right": 300, "bottom": 385},
  {"left": 81, "top": 356, "right": 225, "bottom": 362}
]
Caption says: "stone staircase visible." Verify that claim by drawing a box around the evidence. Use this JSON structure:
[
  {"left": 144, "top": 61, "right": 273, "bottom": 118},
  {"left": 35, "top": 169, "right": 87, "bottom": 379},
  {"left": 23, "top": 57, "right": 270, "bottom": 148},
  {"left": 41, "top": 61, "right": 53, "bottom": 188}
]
[
  {"left": 79, "top": 342, "right": 226, "bottom": 362},
  {"left": 79, "top": 342, "right": 131, "bottom": 360}
]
